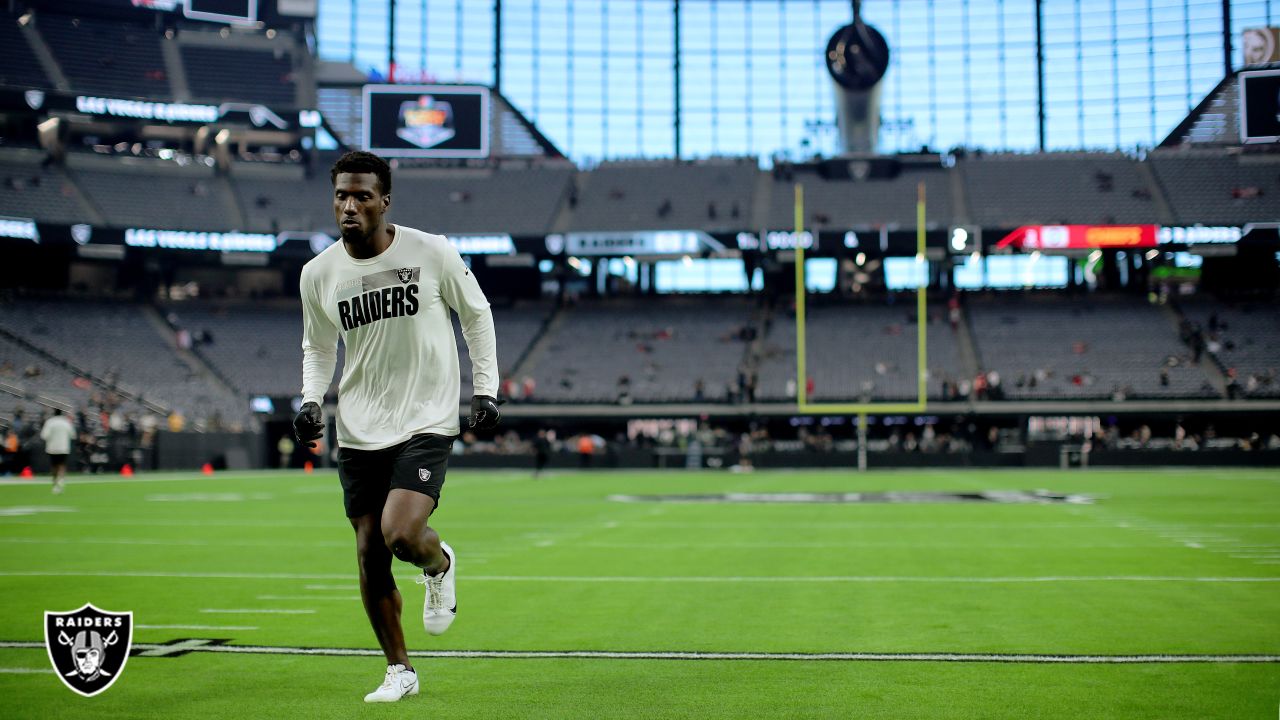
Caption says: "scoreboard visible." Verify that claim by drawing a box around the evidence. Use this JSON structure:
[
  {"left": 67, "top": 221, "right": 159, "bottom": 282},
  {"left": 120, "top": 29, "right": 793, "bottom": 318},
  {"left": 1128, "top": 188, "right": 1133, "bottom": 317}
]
[
  {"left": 362, "top": 85, "right": 490, "bottom": 159},
  {"left": 1240, "top": 69, "right": 1280, "bottom": 144}
]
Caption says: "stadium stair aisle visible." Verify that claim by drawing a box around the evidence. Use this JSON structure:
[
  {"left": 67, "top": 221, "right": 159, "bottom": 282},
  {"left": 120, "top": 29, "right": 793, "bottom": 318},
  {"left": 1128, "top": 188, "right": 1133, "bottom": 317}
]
[
  {"left": 18, "top": 15, "right": 69, "bottom": 91},
  {"left": 504, "top": 304, "right": 564, "bottom": 382},
  {"left": 509, "top": 304, "right": 568, "bottom": 383},
  {"left": 1133, "top": 159, "right": 1176, "bottom": 226},
  {"left": 160, "top": 31, "right": 192, "bottom": 102},
  {"left": 549, "top": 173, "right": 586, "bottom": 234},
  {"left": 56, "top": 163, "right": 107, "bottom": 227},
  {"left": 949, "top": 160, "right": 973, "bottom": 227},
  {"left": 1163, "top": 303, "right": 1227, "bottom": 397},
  {"left": 749, "top": 171, "right": 772, "bottom": 230},
  {"left": 954, "top": 301, "right": 981, "bottom": 381},
  {"left": 141, "top": 305, "right": 243, "bottom": 408},
  {"left": 216, "top": 175, "right": 249, "bottom": 230}
]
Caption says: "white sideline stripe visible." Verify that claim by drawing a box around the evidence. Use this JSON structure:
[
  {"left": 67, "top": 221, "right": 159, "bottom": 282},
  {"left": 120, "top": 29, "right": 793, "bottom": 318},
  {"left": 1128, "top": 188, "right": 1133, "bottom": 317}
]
[
  {"left": 0, "top": 471, "right": 295, "bottom": 487},
  {"left": 1, "top": 570, "right": 1279, "bottom": 583},
  {"left": 303, "top": 584, "right": 357, "bottom": 591},
  {"left": 0, "top": 642, "right": 1274, "bottom": 665},
  {"left": 0, "top": 537, "right": 351, "bottom": 548},
  {"left": 464, "top": 575, "right": 1280, "bottom": 584},
  {"left": 0, "top": 667, "right": 52, "bottom": 673},
  {"left": 0, "top": 571, "right": 355, "bottom": 579},
  {"left": 137, "top": 624, "right": 259, "bottom": 631},
  {"left": 200, "top": 609, "right": 315, "bottom": 615}
]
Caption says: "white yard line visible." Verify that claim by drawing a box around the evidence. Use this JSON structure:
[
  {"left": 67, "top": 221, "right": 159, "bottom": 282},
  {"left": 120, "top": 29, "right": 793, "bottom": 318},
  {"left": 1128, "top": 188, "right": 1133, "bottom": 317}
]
[
  {"left": 0, "top": 642, "right": 1274, "bottom": 665},
  {"left": 199, "top": 609, "right": 316, "bottom": 614},
  {"left": 0, "top": 570, "right": 1276, "bottom": 583},
  {"left": 136, "top": 624, "right": 259, "bottom": 631}
]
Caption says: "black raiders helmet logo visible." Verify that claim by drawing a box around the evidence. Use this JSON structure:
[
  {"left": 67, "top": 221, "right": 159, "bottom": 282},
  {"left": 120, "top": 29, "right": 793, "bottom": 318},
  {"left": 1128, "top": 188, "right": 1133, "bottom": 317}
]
[
  {"left": 396, "top": 268, "right": 413, "bottom": 284},
  {"left": 44, "top": 603, "right": 133, "bottom": 697}
]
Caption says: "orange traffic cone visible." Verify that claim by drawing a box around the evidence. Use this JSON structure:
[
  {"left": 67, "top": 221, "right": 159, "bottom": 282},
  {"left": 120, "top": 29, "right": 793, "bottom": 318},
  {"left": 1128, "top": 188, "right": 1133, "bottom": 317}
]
[
  {"left": 120, "top": 464, "right": 133, "bottom": 477},
  {"left": 201, "top": 463, "right": 214, "bottom": 476},
  {"left": 303, "top": 461, "right": 314, "bottom": 474},
  {"left": 19, "top": 466, "right": 33, "bottom": 478}
]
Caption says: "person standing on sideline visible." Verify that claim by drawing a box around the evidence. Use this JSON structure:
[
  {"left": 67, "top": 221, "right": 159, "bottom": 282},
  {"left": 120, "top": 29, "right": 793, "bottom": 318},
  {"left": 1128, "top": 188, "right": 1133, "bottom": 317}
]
[
  {"left": 41, "top": 408, "right": 76, "bottom": 494},
  {"left": 294, "top": 151, "right": 500, "bottom": 703},
  {"left": 533, "top": 429, "right": 551, "bottom": 478}
]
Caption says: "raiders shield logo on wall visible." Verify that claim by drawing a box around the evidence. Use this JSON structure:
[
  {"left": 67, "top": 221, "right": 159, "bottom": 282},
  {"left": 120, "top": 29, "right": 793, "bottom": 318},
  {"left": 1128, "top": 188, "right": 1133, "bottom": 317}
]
[{"left": 44, "top": 603, "right": 133, "bottom": 697}]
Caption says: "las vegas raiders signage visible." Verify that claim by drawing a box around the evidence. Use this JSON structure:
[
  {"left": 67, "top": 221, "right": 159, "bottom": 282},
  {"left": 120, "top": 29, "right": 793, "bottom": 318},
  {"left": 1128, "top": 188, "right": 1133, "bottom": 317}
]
[
  {"left": 44, "top": 603, "right": 133, "bottom": 697},
  {"left": 362, "top": 85, "right": 490, "bottom": 158}
]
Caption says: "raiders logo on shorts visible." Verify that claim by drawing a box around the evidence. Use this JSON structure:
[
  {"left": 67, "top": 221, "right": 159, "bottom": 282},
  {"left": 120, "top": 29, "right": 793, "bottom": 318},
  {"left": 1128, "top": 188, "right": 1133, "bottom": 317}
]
[{"left": 419, "top": 468, "right": 432, "bottom": 483}]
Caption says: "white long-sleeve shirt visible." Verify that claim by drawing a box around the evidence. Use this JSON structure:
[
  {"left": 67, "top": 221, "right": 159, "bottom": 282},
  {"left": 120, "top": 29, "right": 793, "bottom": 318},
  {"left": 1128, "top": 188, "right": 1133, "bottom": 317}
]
[
  {"left": 300, "top": 224, "right": 498, "bottom": 450},
  {"left": 40, "top": 415, "right": 76, "bottom": 455}
]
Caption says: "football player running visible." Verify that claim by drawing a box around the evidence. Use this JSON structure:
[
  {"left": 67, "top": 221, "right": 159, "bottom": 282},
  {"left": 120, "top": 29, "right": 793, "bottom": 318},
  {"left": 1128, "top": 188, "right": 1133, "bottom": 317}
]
[{"left": 296, "top": 151, "right": 501, "bottom": 702}]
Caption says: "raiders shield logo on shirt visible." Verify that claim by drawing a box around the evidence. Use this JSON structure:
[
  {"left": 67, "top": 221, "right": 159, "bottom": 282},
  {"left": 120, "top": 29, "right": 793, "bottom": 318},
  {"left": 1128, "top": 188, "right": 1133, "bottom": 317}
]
[
  {"left": 396, "top": 268, "right": 414, "bottom": 284},
  {"left": 44, "top": 603, "right": 133, "bottom": 697}
]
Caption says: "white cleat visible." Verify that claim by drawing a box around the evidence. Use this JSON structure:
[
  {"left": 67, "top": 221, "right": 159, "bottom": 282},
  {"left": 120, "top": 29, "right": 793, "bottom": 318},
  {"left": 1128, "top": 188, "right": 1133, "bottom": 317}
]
[
  {"left": 418, "top": 542, "right": 456, "bottom": 635},
  {"left": 51, "top": 482, "right": 64, "bottom": 495},
  {"left": 363, "top": 664, "right": 419, "bottom": 703}
]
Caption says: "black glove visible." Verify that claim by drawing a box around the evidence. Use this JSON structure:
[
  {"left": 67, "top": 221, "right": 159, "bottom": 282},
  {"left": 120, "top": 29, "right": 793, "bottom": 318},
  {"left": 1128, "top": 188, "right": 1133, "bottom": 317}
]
[
  {"left": 293, "top": 401, "right": 324, "bottom": 448},
  {"left": 469, "top": 395, "right": 503, "bottom": 431}
]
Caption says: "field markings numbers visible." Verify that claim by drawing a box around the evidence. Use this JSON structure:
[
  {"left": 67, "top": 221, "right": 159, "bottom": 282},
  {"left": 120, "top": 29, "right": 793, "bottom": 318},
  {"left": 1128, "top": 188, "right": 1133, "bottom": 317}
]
[{"left": 1098, "top": 511, "right": 1280, "bottom": 568}]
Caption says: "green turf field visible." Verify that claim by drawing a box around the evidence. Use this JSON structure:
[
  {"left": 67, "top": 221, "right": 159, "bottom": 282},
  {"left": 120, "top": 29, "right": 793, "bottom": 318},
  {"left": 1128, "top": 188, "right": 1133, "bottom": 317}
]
[{"left": 0, "top": 467, "right": 1277, "bottom": 718}]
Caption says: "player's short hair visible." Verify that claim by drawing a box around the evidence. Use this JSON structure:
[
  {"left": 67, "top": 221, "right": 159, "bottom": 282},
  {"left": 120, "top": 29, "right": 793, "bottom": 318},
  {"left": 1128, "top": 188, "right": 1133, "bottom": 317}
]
[{"left": 330, "top": 151, "right": 392, "bottom": 196}]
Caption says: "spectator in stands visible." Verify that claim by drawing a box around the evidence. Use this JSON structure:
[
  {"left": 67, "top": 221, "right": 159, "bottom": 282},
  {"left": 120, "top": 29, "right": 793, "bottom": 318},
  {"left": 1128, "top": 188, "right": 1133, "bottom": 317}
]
[
  {"left": 167, "top": 410, "right": 185, "bottom": 432},
  {"left": 521, "top": 376, "right": 536, "bottom": 401},
  {"left": 986, "top": 371, "right": 1002, "bottom": 400},
  {"left": 576, "top": 434, "right": 595, "bottom": 467},
  {"left": 1160, "top": 368, "right": 1170, "bottom": 387},
  {"left": 694, "top": 379, "right": 705, "bottom": 402},
  {"left": 973, "top": 372, "right": 988, "bottom": 400},
  {"left": 657, "top": 199, "right": 672, "bottom": 218}
]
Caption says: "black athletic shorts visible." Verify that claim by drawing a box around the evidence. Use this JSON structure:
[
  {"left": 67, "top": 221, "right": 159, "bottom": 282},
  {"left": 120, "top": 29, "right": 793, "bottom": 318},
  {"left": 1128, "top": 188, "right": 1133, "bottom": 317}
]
[
  {"left": 47, "top": 453, "right": 68, "bottom": 465},
  {"left": 337, "top": 433, "right": 454, "bottom": 518}
]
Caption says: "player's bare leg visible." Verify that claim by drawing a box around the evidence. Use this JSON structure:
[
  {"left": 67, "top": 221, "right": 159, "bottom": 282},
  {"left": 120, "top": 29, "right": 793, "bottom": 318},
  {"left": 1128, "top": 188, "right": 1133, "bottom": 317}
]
[
  {"left": 350, "top": 513, "right": 412, "bottom": 668},
  {"left": 50, "top": 461, "right": 66, "bottom": 494},
  {"left": 381, "top": 489, "right": 448, "bottom": 572},
  {"left": 382, "top": 489, "right": 456, "bottom": 634}
]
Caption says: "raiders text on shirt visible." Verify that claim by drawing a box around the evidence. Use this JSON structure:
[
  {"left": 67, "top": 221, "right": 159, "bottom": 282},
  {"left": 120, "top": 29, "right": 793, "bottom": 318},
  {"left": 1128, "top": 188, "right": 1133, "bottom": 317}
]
[{"left": 338, "top": 266, "right": 421, "bottom": 331}]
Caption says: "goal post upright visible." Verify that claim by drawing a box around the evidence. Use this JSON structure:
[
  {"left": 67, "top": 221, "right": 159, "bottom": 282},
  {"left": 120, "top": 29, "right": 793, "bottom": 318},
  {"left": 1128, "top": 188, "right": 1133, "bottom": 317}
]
[{"left": 793, "top": 181, "right": 929, "bottom": 416}]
